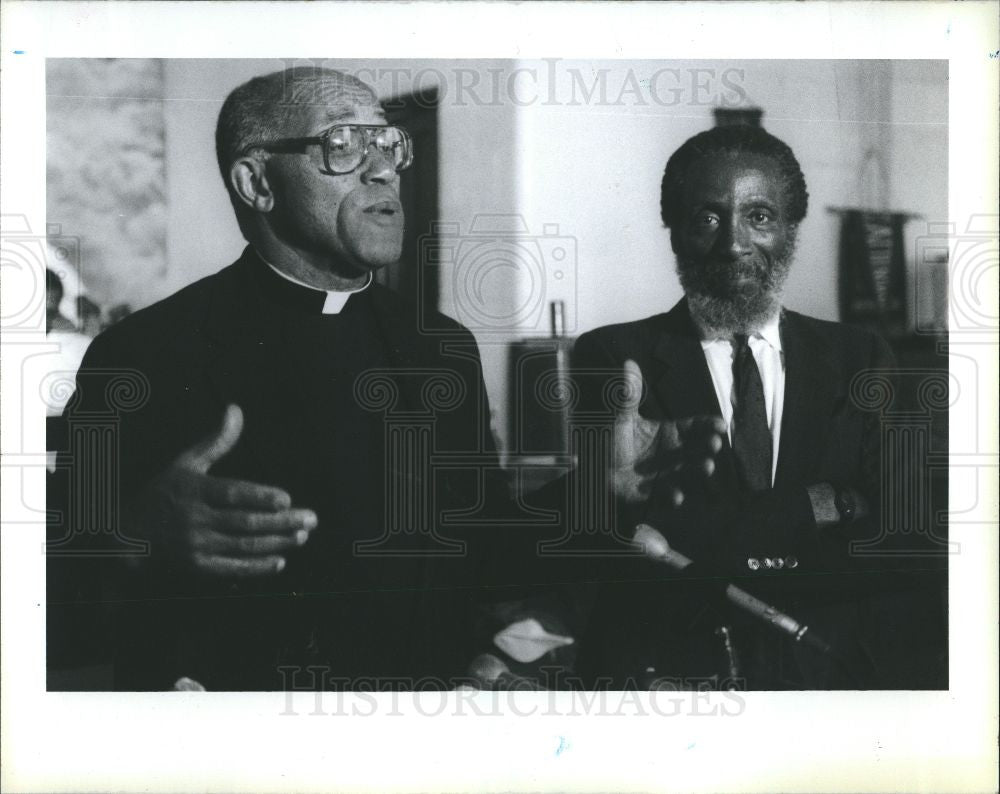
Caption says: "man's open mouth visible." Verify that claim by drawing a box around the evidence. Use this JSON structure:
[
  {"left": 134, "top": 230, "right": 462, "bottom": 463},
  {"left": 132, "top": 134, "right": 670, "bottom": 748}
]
[{"left": 364, "top": 201, "right": 401, "bottom": 216}]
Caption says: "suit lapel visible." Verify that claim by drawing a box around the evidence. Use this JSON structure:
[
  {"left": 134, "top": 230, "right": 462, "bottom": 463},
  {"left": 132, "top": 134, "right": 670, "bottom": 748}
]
[
  {"left": 648, "top": 299, "right": 724, "bottom": 421},
  {"left": 647, "top": 300, "right": 739, "bottom": 490},
  {"left": 774, "top": 311, "right": 840, "bottom": 488}
]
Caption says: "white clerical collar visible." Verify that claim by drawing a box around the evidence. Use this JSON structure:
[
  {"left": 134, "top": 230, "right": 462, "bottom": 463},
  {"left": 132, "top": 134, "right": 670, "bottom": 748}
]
[{"left": 261, "top": 256, "right": 373, "bottom": 314}]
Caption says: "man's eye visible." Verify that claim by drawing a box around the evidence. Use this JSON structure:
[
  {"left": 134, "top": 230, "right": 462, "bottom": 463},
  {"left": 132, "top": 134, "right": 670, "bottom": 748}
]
[
  {"left": 749, "top": 211, "right": 773, "bottom": 224},
  {"left": 328, "top": 136, "right": 352, "bottom": 153},
  {"left": 693, "top": 214, "right": 719, "bottom": 228}
]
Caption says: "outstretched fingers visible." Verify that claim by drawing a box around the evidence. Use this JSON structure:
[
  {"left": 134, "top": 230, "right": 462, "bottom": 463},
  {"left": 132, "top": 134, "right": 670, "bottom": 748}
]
[
  {"left": 191, "top": 553, "right": 288, "bottom": 577},
  {"left": 677, "top": 415, "right": 727, "bottom": 476},
  {"left": 202, "top": 476, "right": 293, "bottom": 511}
]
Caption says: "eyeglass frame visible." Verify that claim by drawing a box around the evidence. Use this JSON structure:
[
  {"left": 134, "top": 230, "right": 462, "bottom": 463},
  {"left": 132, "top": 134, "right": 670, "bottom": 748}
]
[{"left": 242, "top": 123, "right": 414, "bottom": 176}]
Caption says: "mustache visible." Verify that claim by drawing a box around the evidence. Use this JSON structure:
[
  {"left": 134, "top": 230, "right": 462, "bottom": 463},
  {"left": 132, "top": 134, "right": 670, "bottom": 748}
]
[
  {"left": 680, "top": 256, "right": 776, "bottom": 294},
  {"left": 705, "top": 257, "right": 768, "bottom": 277}
]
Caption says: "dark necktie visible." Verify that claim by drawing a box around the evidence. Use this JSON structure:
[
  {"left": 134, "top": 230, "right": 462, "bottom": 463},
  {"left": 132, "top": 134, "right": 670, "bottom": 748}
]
[{"left": 731, "top": 334, "right": 772, "bottom": 492}]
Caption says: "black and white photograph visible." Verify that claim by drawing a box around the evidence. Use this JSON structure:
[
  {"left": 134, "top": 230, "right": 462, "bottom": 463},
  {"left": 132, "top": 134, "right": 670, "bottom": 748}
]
[{"left": 2, "top": 2, "right": 997, "bottom": 793}]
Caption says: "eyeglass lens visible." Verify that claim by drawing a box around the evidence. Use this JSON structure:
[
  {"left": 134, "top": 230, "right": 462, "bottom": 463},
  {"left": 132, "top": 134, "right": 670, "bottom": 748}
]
[{"left": 325, "top": 126, "right": 411, "bottom": 173}]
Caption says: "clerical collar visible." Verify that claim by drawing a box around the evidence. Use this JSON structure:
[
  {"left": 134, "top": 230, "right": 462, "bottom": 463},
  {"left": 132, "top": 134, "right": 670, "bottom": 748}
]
[{"left": 258, "top": 252, "right": 373, "bottom": 314}]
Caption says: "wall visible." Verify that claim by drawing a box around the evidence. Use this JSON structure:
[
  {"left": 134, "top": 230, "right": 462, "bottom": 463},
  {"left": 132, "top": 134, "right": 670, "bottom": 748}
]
[
  {"left": 161, "top": 59, "right": 278, "bottom": 298},
  {"left": 885, "top": 61, "right": 949, "bottom": 328}
]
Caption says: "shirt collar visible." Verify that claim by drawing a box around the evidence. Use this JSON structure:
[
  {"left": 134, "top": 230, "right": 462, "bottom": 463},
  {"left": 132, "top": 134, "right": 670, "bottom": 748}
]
[
  {"left": 259, "top": 251, "right": 373, "bottom": 315},
  {"left": 756, "top": 312, "right": 783, "bottom": 352},
  {"left": 697, "top": 310, "right": 783, "bottom": 352}
]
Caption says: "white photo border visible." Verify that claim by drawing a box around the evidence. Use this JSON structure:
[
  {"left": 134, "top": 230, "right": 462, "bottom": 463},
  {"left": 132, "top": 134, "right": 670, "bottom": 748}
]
[{"left": 1, "top": 2, "right": 997, "bottom": 792}]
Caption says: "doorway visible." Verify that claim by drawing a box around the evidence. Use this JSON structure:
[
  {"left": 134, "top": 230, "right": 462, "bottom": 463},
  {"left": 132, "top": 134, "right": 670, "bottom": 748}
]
[{"left": 381, "top": 87, "right": 440, "bottom": 321}]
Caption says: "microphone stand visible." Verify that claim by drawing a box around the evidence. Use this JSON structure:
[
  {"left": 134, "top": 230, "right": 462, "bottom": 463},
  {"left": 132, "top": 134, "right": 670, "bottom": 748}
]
[{"left": 632, "top": 523, "right": 863, "bottom": 689}]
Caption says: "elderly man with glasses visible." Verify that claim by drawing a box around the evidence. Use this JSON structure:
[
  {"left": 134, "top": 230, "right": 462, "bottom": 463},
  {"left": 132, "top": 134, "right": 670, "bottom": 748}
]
[{"left": 51, "top": 67, "right": 489, "bottom": 691}]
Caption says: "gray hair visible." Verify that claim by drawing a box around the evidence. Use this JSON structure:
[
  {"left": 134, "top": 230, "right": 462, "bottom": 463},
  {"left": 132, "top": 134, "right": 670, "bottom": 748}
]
[{"left": 215, "top": 66, "right": 378, "bottom": 199}]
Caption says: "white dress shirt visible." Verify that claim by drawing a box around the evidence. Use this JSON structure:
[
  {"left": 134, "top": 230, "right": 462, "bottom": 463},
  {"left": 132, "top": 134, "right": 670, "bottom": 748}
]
[{"left": 699, "top": 314, "right": 785, "bottom": 485}]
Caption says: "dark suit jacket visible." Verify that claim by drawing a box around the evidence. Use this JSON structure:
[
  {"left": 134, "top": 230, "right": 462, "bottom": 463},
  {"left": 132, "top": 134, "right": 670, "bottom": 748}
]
[
  {"left": 48, "top": 248, "right": 511, "bottom": 690},
  {"left": 569, "top": 299, "right": 946, "bottom": 689}
]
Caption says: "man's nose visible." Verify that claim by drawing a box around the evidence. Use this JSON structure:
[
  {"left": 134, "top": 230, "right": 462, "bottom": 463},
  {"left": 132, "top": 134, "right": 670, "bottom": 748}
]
[
  {"left": 716, "top": 216, "right": 751, "bottom": 259},
  {"left": 359, "top": 147, "right": 397, "bottom": 185}
]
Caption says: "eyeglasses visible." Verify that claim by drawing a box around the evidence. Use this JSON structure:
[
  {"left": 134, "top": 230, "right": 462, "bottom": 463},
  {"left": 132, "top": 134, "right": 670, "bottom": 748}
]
[{"left": 246, "top": 124, "right": 414, "bottom": 175}]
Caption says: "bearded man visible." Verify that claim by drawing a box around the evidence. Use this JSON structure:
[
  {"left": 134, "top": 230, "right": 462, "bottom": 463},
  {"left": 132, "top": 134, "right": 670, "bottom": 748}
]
[{"left": 569, "top": 125, "right": 940, "bottom": 690}]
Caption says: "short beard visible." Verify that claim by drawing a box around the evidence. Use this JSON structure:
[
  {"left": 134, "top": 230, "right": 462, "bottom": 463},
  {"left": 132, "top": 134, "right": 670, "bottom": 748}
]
[{"left": 676, "top": 240, "right": 795, "bottom": 336}]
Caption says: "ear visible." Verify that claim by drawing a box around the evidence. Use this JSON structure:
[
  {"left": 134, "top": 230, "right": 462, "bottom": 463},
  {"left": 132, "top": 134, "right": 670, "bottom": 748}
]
[
  {"left": 783, "top": 222, "right": 800, "bottom": 247},
  {"left": 668, "top": 227, "right": 681, "bottom": 255},
  {"left": 229, "top": 156, "right": 275, "bottom": 213}
]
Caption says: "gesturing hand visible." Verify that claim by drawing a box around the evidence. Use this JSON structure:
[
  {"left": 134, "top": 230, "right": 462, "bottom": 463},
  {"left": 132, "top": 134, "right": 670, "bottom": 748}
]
[
  {"left": 125, "top": 404, "right": 317, "bottom": 577},
  {"left": 613, "top": 359, "right": 725, "bottom": 505}
]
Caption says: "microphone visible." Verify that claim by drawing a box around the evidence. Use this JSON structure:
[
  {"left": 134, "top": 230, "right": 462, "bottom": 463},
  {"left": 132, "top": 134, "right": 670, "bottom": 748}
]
[
  {"left": 466, "top": 654, "right": 544, "bottom": 690},
  {"left": 633, "top": 524, "right": 832, "bottom": 655}
]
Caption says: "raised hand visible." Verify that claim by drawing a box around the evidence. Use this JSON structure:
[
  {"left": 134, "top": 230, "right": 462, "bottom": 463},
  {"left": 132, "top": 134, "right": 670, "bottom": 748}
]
[
  {"left": 612, "top": 359, "right": 725, "bottom": 505},
  {"left": 124, "top": 404, "right": 317, "bottom": 577}
]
